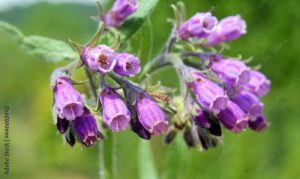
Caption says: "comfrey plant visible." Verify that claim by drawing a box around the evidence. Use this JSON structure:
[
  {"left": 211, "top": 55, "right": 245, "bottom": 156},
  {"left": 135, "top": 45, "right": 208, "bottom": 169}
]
[{"left": 0, "top": 0, "right": 271, "bottom": 175}]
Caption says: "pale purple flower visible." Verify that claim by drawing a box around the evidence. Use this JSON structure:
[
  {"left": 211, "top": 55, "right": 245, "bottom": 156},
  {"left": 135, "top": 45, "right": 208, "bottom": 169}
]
[
  {"left": 135, "top": 93, "right": 168, "bottom": 135},
  {"left": 72, "top": 108, "right": 102, "bottom": 146},
  {"left": 83, "top": 45, "right": 116, "bottom": 74},
  {"left": 105, "top": 0, "right": 139, "bottom": 27},
  {"left": 217, "top": 101, "right": 249, "bottom": 133},
  {"left": 193, "top": 109, "right": 211, "bottom": 128},
  {"left": 100, "top": 87, "right": 131, "bottom": 131},
  {"left": 53, "top": 77, "right": 84, "bottom": 121},
  {"left": 177, "top": 12, "right": 218, "bottom": 40},
  {"left": 210, "top": 56, "right": 251, "bottom": 86},
  {"left": 114, "top": 53, "right": 141, "bottom": 77},
  {"left": 188, "top": 72, "right": 229, "bottom": 114},
  {"left": 231, "top": 90, "right": 264, "bottom": 119},
  {"left": 249, "top": 115, "right": 269, "bottom": 132},
  {"left": 207, "top": 15, "right": 246, "bottom": 45},
  {"left": 243, "top": 70, "right": 271, "bottom": 97}
]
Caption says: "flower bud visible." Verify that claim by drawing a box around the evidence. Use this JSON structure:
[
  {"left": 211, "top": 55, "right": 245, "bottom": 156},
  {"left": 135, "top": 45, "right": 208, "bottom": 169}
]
[
  {"left": 53, "top": 77, "right": 84, "bottom": 121},
  {"left": 100, "top": 87, "right": 131, "bottom": 131},
  {"left": 249, "top": 115, "right": 269, "bottom": 132},
  {"left": 135, "top": 93, "right": 168, "bottom": 135},
  {"left": 164, "top": 128, "right": 177, "bottom": 144},
  {"left": 210, "top": 56, "right": 251, "bottom": 86},
  {"left": 132, "top": 119, "right": 152, "bottom": 140},
  {"left": 114, "top": 53, "right": 141, "bottom": 77},
  {"left": 207, "top": 15, "right": 246, "bottom": 45},
  {"left": 243, "top": 70, "right": 271, "bottom": 97},
  {"left": 72, "top": 108, "right": 102, "bottom": 147},
  {"left": 65, "top": 130, "right": 76, "bottom": 147},
  {"left": 183, "top": 128, "right": 195, "bottom": 148},
  {"left": 189, "top": 72, "right": 229, "bottom": 114},
  {"left": 83, "top": 45, "right": 116, "bottom": 74},
  {"left": 193, "top": 109, "right": 211, "bottom": 128},
  {"left": 217, "top": 101, "right": 249, "bottom": 133},
  {"left": 177, "top": 12, "right": 218, "bottom": 40},
  {"left": 231, "top": 90, "right": 264, "bottom": 118},
  {"left": 56, "top": 116, "right": 69, "bottom": 134},
  {"left": 105, "top": 0, "right": 139, "bottom": 27}
]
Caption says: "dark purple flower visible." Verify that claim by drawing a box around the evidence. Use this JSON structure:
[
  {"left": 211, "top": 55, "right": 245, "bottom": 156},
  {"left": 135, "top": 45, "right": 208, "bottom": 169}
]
[
  {"left": 207, "top": 15, "right": 246, "bottom": 45},
  {"left": 193, "top": 109, "right": 211, "bottom": 128},
  {"left": 231, "top": 90, "right": 264, "bottom": 119},
  {"left": 249, "top": 115, "right": 269, "bottom": 132},
  {"left": 210, "top": 56, "right": 251, "bottom": 86},
  {"left": 53, "top": 77, "right": 84, "bottom": 121},
  {"left": 56, "top": 116, "right": 69, "bottom": 134},
  {"left": 83, "top": 45, "right": 116, "bottom": 74},
  {"left": 72, "top": 108, "right": 102, "bottom": 146},
  {"left": 189, "top": 72, "right": 229, "bottom": 114},
  {"left": 243, "top": 70, "right": 271, "bottom": 97},
  {"left": 105, "top": 0, "right": 139, "bottom": 27},
  {"left": 132, "top": 119, "right": 152, "bottom": 140},
  {"left": 177, "top": 12, "right": 218, "bottom": 40},
  {"left": 217, "top": 101, "right": 249, "bottom": 133},
  {"left": 135, "top": 93, "right": 168, "bottom": 135},
  {"left": 114, "top": 53, "right": 141, "bottom": 77},
  {"left": 100, "top": 87, "right": 131, "bottom": 131}
]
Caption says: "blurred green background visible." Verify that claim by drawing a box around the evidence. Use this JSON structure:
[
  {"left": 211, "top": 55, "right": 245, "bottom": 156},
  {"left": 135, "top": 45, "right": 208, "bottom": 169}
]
[{"left": 1, "top": 0, "right": 300, "bottom": 178}]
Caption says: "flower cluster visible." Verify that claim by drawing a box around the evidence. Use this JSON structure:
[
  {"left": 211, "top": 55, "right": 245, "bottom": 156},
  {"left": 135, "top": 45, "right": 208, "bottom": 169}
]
[{"left": 50, "top": 1, "right": 270, "bottom": 150}]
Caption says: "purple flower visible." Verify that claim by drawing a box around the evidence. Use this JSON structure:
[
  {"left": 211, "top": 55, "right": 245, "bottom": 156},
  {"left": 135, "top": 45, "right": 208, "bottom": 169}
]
[
  {"left": 243, "top": 70, "right": 271, "bottom": 97},
  {"left": 193, "top": 109, "right": 211, "bottom": 128},
  {"left": 217, "top": 101, "right": 249, "bottom": 133},
  {"left": 177, "top": 12, "right": 218, "bottom": 40},
  {"left": 207, "top": 15, "right": 246, "bottom": 45},
  {"left": 105, "top": 0, "right": 139, "bottom": 27},
  {"left": 209, "top": 56, "right": 251, "bottom": 86},
  {"left": 56, "top": 116, "right": 69, "bottom": 134},
  {"left": 82, "top": 45, "right": 116, "bottom": 74},
  {"left": 72, "top": 108, "right": 102, "bottom": 146},
  {"left": 188, "top": 72, "right": 229, "bottom": 114},
  {"left": 100, "top": 87, "right": 131, "bottom": 131},
  {"left": 132, "top": 119, "right": 152, "bottom": 140},
  {"left": 231, "top": 90, "right": 264, "bottom": 119},
  {"left": 114, "top": 53, "right": 141, "bottom": 77},
  {"left": 249, "top": 115, "right": 269, "bottom": 132},
  {"left": 135, "top": 93, "right": 168, "bottom": 135},
  {"left": 53, "top": 77, "right": 84, "bottom": 121}
]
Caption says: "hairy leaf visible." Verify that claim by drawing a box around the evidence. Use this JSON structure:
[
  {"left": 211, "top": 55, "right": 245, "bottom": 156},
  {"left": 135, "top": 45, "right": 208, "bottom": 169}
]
[{"left": 0, "top": 21, "right": 24, "bottom": 42}]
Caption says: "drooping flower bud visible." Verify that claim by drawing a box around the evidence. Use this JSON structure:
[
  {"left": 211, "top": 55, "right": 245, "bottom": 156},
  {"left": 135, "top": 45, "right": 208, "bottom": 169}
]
[
  {"left": 177, "top": 12, "right": 218, "bottom": 40},
  {"left": 99, "top": 87, "right": 131, "bottom": 131},
  {"left": 209, "top": 56, "right": 251, "bottom": 86},
  {"left": 188, "top": 72, "right": 229, "bottom": 114},
  {"left": 207, "top": 15, "right": 246, "bottom": 45},
  {"left": 104, "top": 0, "right": 139, "bottom": 27},
  {"left": 217, "top": 101, "right": 249, "bottom": 133},
  {"left": 72, "top": 108, "right": 102, "bottom": 147},
  {"left": 243, "top": 70, "right": 271, "bottom": 97},
  {"left": 193, "top": 109, "right": 211, "bottom": 128},
  {"left": 114, "top": 53, "right": 141, "bottom": 77},
  {"left": 231, "top": 90, "right": 264, "bottom": 118},
  {"left": 56, "top": 116, "right": 69, "bottom": 134},
  {"left": 249, "top": 115, "right": 269, "bottom": 132},
  {"left": 83, "top": 45, "right": 116, "bottom": 74},
  {"left": 132, "top": 119, "right": 152, "bottom": 140},
  {"left": 53, "top": 76, "right": 84, "bottom": 121},
  {"left": 183, "top": 127, "right": 196, "bottom": 148},
  {"left": 135, "top": 93, "right": 168, "bottom": 135},
  {"left": 164, "top": 128, "right": 177, "bottom": 144}
]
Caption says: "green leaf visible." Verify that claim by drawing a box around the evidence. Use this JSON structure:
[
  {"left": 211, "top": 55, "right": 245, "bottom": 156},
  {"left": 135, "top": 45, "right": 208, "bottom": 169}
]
[
  {"left": 138, "top": 141, "right": 159, "bottom": 179},
  {"left": 20, "top": 36, "right": 77, "bottom": 62},
  {"left": 0, "top": 21, "right": 24, "bottom": 42},
  {"left": 119, "top": 0, "right": 159, "bottom": 40}
]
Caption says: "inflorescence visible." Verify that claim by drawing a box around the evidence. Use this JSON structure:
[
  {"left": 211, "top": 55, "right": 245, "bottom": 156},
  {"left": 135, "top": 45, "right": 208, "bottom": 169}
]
[{"left": 51, "top": 0, "right": 270, "bottom": 150}]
